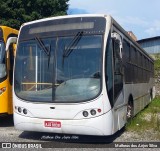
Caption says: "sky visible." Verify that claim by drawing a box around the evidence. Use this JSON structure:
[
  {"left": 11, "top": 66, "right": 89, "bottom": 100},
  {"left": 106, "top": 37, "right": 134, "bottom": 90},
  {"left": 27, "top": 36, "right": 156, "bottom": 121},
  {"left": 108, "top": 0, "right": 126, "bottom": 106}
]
[{"left": 68, "top": 0, "right": 160, "bottom": 40}]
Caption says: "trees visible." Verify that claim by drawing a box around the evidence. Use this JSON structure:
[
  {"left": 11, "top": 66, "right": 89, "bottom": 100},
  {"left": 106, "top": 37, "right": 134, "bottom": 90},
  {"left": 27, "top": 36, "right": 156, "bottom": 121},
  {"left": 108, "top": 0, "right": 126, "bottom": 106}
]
[{"left": 0, "top": 0, "right": 69, "bottom": 29}]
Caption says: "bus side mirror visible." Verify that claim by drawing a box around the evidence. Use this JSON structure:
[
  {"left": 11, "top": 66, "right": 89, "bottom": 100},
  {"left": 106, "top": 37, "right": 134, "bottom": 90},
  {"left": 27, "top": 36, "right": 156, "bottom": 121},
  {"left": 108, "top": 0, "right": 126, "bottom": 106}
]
[
  {"left": 0, "top": 63, "right": 6, "bottom": 78},
  {"left": 111, "top": 32, "right": 123, "bottom": 59},
  {"left": 6, "top": 37, "right": 17, "bottom": 52}
]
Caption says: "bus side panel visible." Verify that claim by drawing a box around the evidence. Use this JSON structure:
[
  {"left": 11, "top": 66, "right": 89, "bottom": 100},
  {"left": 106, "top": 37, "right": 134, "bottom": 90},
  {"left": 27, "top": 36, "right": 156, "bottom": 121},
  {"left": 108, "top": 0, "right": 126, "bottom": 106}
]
[
  {"left": 124, "top": 78, "right": 154, "bottom": 117},
  {"left": 113, "top": 92, "right": 127, "bottom": 133},
  {"left": 133, "top": 80, "right": 153, "bottom": 116}
]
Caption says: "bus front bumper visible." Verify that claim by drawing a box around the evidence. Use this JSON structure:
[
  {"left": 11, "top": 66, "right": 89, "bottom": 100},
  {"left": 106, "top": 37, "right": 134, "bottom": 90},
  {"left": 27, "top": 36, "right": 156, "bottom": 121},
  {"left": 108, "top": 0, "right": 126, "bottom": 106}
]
[{"left": 14, "top": 111, "right": 113, "bottom": 136}]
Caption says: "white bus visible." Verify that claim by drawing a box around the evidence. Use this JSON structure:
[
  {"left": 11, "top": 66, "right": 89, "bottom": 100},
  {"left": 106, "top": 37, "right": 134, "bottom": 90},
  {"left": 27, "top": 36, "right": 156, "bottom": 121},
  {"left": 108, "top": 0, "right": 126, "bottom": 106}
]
[{"left": 7, "top": 14, "right": 155, "bottom": 136}]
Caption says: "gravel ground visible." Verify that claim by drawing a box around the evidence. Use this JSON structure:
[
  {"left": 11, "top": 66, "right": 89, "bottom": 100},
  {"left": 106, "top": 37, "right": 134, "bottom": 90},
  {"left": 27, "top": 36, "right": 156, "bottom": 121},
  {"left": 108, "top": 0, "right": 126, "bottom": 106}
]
[
  {"left": 0, "top": 115, "right": 159, "bottom": 151},
  {"left": 1, "top": 117, "right": 158, "bottom": 143}
]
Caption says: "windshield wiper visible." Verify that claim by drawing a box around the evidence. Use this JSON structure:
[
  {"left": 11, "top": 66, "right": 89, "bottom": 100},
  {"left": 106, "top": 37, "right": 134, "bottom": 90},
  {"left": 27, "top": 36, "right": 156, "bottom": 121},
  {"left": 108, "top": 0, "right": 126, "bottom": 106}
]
[
  {"left": 35, "top": 37, "right": 51, "bottom": 68},
  {"left": 63, "top": 31, "right": 83, "bottom": 58}
]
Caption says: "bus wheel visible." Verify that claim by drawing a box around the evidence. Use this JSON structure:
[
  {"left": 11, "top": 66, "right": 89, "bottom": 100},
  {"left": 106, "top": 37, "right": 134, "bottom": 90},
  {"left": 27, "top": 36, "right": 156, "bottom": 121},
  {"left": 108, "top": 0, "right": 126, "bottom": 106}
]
[
  {"left": 150, "top": 89, "right": 153, "bottom": 101},
  {"left": 126, "top": 100, "right": 133, "bottom": 122}
]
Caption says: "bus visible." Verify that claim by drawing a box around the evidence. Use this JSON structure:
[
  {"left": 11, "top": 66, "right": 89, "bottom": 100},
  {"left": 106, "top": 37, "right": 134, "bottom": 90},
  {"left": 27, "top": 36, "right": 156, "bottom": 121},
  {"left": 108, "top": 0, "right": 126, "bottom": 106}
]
[
  {"left": 0, "top": 26, "right": 18, "bottom": 115},
  {"left": 6, "top": 14, "right": 155, "bottom": 136}
]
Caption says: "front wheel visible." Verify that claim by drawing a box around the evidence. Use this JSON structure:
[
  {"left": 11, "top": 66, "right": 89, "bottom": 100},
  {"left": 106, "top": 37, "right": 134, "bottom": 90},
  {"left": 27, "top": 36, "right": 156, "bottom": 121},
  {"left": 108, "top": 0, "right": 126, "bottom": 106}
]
[
  {"left": 150, "top": 89, "right": 153, "bottom": 102},
  {"left": 126, "top": 101, "right": 134, "bottom": 122}
]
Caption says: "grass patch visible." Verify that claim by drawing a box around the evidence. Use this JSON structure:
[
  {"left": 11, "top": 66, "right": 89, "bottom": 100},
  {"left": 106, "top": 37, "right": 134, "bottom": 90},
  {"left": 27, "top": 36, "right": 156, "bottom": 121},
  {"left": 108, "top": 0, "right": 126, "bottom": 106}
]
[
  {"left": 153, "top": 55, "right": 160, "bottom": 77},
  {"left": 154, "top": 59, "right": 160, "bottom": 71},
  {"left": 143, "top": 97, "right": 160, "bottom": 113},
  {"left": 125, "top": 96, "right": 160, "bottom": 138},
  {"left": 154, "top": 59, "right": 160, "bottom": 78}
]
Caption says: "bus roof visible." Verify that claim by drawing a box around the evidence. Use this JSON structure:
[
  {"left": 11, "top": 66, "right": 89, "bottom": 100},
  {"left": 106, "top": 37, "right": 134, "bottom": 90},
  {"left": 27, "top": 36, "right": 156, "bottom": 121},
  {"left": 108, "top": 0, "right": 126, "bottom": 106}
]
[
  {"left": 20, "top": 14, "right": 154, "bottom": 62},
  {"left": 21, "top": 14, "right": 108, "bottom": 26},
  {"left": 0, "top": 26, "right": 18, "bottom": 42}
]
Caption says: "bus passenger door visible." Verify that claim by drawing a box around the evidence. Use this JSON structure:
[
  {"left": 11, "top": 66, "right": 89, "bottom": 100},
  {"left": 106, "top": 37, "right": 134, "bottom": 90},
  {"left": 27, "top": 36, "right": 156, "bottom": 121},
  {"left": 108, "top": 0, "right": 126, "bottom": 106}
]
[
  {"left": 111, "top": 32, "right": 124, "bottom": 105},
  {"left": 113, "top": 39, "right": 124, "bottom": 103},
  {"left": 111, "top": 32, "right": 125, "bottom": 131},
  {"left": 8, "top": 44, "right": 14, "bottom": 114}
]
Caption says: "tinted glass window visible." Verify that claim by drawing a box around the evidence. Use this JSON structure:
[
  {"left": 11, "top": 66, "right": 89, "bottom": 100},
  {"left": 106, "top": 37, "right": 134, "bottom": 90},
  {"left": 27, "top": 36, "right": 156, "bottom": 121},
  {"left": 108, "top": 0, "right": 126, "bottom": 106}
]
[
  {"left": 113, "top": 40, "right": 123, "bottom": 100},
  {"left": 15, "top": 35, "right": 103, "bottom": 103}
]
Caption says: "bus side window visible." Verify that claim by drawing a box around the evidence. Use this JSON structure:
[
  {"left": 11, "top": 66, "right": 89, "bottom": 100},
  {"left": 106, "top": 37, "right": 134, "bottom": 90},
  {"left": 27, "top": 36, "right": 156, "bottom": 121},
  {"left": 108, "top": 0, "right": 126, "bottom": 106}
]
[
  {"left": 113, "top": 40, "right": 123, "bottom": 100},
  {"left": 123, "top": 40, "right": 130, "bottom": 83}
]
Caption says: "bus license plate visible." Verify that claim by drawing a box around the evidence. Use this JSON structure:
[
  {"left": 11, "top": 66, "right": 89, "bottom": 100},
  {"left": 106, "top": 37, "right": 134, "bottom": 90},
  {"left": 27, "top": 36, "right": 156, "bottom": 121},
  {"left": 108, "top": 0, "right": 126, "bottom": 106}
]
[{"left": 44, "top": 121, "right": 61, "bottom": 128}]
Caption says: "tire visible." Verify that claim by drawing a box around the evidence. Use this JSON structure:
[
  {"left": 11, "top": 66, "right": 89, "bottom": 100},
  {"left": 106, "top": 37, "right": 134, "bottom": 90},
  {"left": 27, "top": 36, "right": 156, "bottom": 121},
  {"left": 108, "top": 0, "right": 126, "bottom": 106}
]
[
  {"left": 126, "top": 99, "right": 134, "bottom": 122},
  {"left": 150, "top": 89, "right": 153, "bottom": 101}
]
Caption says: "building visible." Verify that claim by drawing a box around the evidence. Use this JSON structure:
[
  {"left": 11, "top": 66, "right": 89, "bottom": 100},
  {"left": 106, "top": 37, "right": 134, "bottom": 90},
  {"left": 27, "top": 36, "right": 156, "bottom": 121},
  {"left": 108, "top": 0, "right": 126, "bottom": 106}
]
[
  {"left": 137, "top": 36, "right": 160, "bottom": 54},
  {"left": 127, "top": 31, "right": 137, "bottom": 41}
]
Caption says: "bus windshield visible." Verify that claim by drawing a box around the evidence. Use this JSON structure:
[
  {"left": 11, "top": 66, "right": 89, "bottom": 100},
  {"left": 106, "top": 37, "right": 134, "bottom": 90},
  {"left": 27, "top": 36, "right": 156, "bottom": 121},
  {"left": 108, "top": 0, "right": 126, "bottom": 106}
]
[{"left": 14, "top": 35, "right": 102, "bottom": 103}]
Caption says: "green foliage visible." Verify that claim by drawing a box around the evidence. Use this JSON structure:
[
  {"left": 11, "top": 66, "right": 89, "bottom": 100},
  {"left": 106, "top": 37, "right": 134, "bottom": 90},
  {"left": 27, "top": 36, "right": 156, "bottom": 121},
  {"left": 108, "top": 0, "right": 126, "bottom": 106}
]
[
  {"left": 126, "top": 97, "right": 160, "bottom": 139},
  {"left": 155, "top": 59, "right": 160, "bottom": 72},
  {"left": 151, "top": 54, "right": 160, "bottom": 78},
  {"left": 0, "top": 0, "right": 69, "bottom": 29}
]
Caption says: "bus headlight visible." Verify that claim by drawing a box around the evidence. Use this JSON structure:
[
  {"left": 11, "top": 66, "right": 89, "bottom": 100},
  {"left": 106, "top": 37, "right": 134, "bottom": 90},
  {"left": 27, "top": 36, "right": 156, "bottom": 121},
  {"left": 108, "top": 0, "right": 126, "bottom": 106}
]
[
  {"left": 15, "top": 106, "right": 31, "bottom": 116},
  {"left": 83, "top": 111, "right": 89, "bottom": 117},
  {"left": 90, "top": 109, "right": 96, "bottom": 115},
  {"left": 82, "top": 108, "right": 102, "bottom": 117},
  {"left": 74, "top": 108, "right": 103, "bottom": 119},
  {"left": 18, "top": 107, "right": 22, "bottom": 113},
  {"left": 23, "top": 109, "right": 27, "bottom": 115}
]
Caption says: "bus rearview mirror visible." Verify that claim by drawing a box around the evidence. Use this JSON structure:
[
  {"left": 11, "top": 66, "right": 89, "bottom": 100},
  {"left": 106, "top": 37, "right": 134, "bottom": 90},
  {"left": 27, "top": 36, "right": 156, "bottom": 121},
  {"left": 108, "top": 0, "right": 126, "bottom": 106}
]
[
  {"left": 111, "top": 32, "right": 123, "bottom": 59},
  {"left": 6, "top": 37, "right": 17, "bottom": 52}
]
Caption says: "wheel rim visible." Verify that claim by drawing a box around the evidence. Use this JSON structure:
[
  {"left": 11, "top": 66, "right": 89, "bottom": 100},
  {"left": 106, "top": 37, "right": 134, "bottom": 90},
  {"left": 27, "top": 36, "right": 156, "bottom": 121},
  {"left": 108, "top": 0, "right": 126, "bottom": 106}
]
[{"left": 127, "top": 104, "right": 132, "bottom": 120}]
